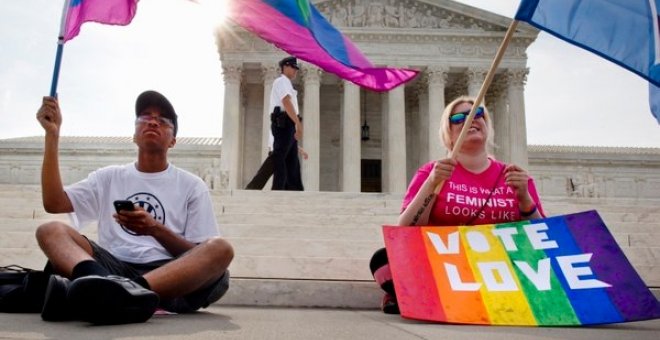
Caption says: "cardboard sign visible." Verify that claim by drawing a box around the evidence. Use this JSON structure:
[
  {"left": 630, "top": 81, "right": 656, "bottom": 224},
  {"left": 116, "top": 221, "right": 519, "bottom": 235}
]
[{"left": 382, "top": 210, "right": 660, "bottom": 325}]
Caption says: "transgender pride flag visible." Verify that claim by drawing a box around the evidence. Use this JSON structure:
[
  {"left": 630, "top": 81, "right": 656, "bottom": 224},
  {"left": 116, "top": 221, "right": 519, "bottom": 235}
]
[
  {"left": 62, "top": 0, "right": 138, "bottom": 42},
  {"left": 515, "top": 0, "right": 660, "bottom": 123},
  {"left": 227, "top": 0, "right": 419, "bottom": 92},
  {"left": 383, "top": 211, "right": 660, "bottom": 325}
]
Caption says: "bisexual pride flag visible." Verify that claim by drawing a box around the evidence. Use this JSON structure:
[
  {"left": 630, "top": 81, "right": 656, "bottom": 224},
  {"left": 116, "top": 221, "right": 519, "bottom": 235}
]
[
  {"left": 227, "top": 0, "right": 419, "bottom": 92},
  {"left": 383, "top": 211, "right": 660, "bottom": 325}
]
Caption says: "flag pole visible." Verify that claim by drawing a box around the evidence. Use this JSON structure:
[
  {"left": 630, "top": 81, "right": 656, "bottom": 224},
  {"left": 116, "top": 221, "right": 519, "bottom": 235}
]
[
  {"left": 433, "top": 20, "right": 519, "bottom": 188},
  {"left": 432, "top": 20, "right": 519, "bottom": 195},
  {"left": 447, "top": 20, "right": 519, "bottom": 161},
  {"left": 401, "top": 20, "right": 521, "bottom": 226},
  {"left": 50, "top": 0, "right": 71, "bottom": 97},
  {"left": 402, "top": 20, "right": 521, "bottom": 226}
]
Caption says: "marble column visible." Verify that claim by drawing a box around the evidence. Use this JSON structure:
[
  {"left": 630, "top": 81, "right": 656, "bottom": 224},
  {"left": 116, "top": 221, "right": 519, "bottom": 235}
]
[
  {"left": 490, "top": 77, "right": 511, "bottom": 162},
  {"left": 219, "top": 63, "right": 243, "bottom": 190},
  {"left": 427, "top": 66, "right": 449, "bottom": 160},
  {"left": 340, "top": 80, "right": 361, "bottom": 192},
  {"left": 416, "top": 79, "right": 429, "bottom": 167},
  {"left": 466, "top": 68, "right": 488, "bottom": 104},
  {"left": 506, "top": 68, "right": 530, "bottom": 169},
  {"left": 382, "top": 85, "right": 407, "bottom": 193},
  {"left": 302, "top": 66, "right": 322, "bottom": 191},
  {"left": 261, "top": 66, "right": 279, "bottom": 161}
]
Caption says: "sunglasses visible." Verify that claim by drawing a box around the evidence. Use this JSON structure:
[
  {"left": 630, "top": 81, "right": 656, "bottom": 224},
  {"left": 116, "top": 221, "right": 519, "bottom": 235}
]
[
  {"left": 136, "top": 114, "right": 174, "bottom": 128},
  {"left": 449, "top": 106, "right": 485, "bottom": 125}
]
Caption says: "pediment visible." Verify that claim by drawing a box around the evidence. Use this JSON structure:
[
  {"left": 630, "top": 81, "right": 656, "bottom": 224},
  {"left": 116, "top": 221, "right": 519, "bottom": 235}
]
[{"left": 314, "top": 0, "right": 512, "bottom": 32}]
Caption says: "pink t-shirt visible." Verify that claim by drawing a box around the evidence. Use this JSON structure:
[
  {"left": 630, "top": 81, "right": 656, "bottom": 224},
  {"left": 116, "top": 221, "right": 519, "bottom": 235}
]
[{"left": 402, "top": 159, "right": 545, "bottom": 226}]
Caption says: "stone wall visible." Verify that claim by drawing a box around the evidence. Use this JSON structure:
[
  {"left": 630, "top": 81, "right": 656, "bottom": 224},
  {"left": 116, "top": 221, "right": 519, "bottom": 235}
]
[
  {"left": 0, "top": 137, "right": 223, "bottom": 189},
  {"left": 527, "top": 145, "right": 660, "bottom": 200}
]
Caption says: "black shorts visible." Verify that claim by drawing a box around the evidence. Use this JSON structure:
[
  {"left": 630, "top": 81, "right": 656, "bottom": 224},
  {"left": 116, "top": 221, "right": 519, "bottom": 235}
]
[{"left": 86, "top": 238, "right": 229, "bottom": 313}]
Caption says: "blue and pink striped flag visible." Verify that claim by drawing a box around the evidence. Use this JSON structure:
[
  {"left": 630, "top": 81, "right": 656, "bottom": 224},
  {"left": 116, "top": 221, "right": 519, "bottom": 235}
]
[
  {"left": 515, "top": 0, "right": 660, "bottom": 124},
  {"left": 63, "top": 0, "right": 138, "bottom": 42},
  {"left": 227, "top": 0, "right": 419, "bottom": 92}
]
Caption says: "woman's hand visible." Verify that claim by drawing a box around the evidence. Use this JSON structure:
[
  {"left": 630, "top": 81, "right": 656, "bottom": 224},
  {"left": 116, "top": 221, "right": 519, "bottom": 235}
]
[
  {"left": 428, "top": 158, "right": 457, "bottom": 187},
  {"left": 504, "top": 163, "right": 534, "bottom": 206}
]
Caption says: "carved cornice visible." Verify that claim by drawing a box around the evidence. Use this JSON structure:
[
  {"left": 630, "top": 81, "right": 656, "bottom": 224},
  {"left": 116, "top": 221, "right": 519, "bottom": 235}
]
[
  {"left": 316, "top": 0, "right": 506, "bottom": 32},
  {"left": 218, "top": 29, "right": 532, "bottom": 62}
]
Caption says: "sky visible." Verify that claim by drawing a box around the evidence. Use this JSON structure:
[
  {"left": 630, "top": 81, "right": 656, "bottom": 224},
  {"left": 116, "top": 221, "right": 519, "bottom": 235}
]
[{"left": 1, "top": 0, "right": 659, "bottom": 148}]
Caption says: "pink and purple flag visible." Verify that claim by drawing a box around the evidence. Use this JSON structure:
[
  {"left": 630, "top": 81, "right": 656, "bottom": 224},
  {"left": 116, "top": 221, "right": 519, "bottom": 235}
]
[
  {"left": 515, "top": 0, "right": 660, "bottom": 124},
  {"left": 383, "top": 211, "right": 660, "bottom": 325},
  {"left": 227, "top": 0, "right": 419, "bottom": 92},
  {"left": 63, "top": 0, "right": 138, "bottom": 42}
]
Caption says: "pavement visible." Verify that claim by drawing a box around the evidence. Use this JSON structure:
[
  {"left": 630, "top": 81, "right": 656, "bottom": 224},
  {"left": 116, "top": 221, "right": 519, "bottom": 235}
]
[{"left": 0, "top": 305, "right": 659, "bottom": 340}]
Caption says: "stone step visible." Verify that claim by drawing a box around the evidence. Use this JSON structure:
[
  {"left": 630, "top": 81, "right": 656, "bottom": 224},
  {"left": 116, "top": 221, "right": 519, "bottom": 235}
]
[
  {"left": 4, "top": 198, "right": 659, "bottom": 222},
  {"left": 218, "top": 212, "right": 396, "bottom": 226},
  {"left": 221, "top": 278, "right": 380, "bottom": 309},
  {"left": 213, "top": 195, "right": 402, "bottom": 209},
  {"left": 2, "top": 229, "right": 654, "bottom": 284},
  {"left": 0, "top": 215, "right": 71, "bottom": 231},
  {"left": 0, "top": 248, "right": 48, "bottom": 270},
  {"left": 2, "top": 223, "right": 653, "bottom": 261},
  {"left": 229, "top": 237, "right": 383, "bottom": 258},
  {"left": 0, "top": 208, "right": 50, "bottom": 220},
  {"left": 4, "top": 214, "right": 660, "bottom": 237},
  {"left": 2, "top": 189, "right": 659, "bottom": 219},
  {"left": 603, "top": 221, "right": 660, "bottom": 234},
  {"left": 222, "top": 223, "right": 383, "bottom": 240},
  {"left": 218, "top": 203, "right": 396, "bottom": 216},
  {"left": 0, "top": 218, "right": 385, "bottom": 242},
  {"left": 0, "top": 185, "right": 658, "bottom": 310},
  {"left": 542, "top": 199, "right": 660, "bottom": 213},
  {"left": 229, "top": 256, "right": 372, "bottom": 281},
  {"left": 216, "top": 189, "right": 402, "bottom": 201}
]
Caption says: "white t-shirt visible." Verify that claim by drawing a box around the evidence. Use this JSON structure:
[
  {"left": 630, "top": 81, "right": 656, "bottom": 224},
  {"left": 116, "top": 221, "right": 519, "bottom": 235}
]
[
  {"left": 269, "top": 74, "right": 298, "bottom": 116},
  {"left": 64, "top": 162, "right": 219, "bottom": 263}
]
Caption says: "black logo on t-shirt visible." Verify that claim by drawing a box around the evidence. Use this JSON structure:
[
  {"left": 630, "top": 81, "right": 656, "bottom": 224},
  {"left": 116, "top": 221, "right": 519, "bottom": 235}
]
[{"left": 120, "top": 193, "right": 166, "bottom": 235}]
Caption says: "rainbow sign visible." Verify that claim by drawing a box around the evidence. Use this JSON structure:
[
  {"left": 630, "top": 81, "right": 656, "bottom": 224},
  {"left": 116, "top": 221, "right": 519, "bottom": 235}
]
[{"left": 383, "top": 210, "right": 660, "bottom": 325}]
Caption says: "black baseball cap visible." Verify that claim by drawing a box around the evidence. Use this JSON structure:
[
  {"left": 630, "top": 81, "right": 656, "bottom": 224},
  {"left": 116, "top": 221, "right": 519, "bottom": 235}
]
[
  {"left": 278, "top": 56, "right": 299, "bottom": 70},
  {"left": 135, "top": 90, "right": 178, "bottom": 136}
]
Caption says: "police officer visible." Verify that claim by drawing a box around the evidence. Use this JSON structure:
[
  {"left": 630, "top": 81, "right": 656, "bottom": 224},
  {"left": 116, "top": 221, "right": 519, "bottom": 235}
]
[{"left": 269, "top": 56, "right": 303, "bottom": 190}]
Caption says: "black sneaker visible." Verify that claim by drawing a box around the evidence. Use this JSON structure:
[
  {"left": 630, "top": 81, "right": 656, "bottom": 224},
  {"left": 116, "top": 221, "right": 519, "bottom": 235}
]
[
  {"left": 68, "top": 275, "right": 159, "bottom": 325},
  {"left": 41, "top": 275, "right": 75, "bottom": 321},
  {"left": 381, "top": 293, "right": 400, "bottom": 314}
]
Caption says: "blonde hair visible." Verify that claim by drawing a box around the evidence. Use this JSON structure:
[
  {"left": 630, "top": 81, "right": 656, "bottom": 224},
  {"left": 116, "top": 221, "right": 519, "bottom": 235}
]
[{"left": 439, "top": 95, "right": 495, "bottom": 155}]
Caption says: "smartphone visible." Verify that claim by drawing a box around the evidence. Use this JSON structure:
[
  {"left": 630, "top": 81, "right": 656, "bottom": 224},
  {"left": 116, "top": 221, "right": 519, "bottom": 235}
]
[
  {"left": 113, "top": 200, "right": 138, "bottom": 236},
  {"left": 113, "top": 200, "right": 135, "bottom": 213}
]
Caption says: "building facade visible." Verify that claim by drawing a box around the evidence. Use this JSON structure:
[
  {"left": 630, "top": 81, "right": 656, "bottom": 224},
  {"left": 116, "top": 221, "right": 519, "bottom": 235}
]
[
  {"left": 217, "top": 0, "right": 538, "bottom": 192},
  {"left": 0, "top": 138, "right": 658, "bottom": 201}
]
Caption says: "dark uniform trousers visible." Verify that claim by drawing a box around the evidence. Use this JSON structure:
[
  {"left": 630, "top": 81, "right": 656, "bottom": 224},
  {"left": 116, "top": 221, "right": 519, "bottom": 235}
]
[
  {"left": 269, "top": 110, "right": 303, "bottom": 191},
  {"left": 245, "top": 152, "right": 273, "bottom": 190}
]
